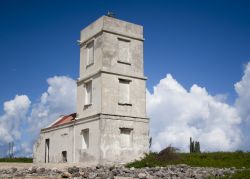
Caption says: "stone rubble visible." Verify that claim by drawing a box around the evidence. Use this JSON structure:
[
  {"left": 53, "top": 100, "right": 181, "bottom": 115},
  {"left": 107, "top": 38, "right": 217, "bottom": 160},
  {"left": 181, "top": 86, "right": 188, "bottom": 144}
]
[{"left": 0, "top": 164, "right": 243, "bottom": 178}]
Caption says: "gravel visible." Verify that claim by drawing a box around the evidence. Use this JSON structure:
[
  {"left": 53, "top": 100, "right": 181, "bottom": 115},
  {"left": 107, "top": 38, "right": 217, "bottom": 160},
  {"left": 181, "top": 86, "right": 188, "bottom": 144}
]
[{"left": 0, "top": 163, "right": 243, "bottom": 178}]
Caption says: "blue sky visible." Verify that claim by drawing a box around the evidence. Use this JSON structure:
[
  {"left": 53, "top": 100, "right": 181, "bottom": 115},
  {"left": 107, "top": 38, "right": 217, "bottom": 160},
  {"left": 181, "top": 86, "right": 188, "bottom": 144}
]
[
  {"left": 1, "top": 0, "right": 249, "bottom": 104},
  {"left": 0, "top": 0, "right": 250, "bottom": 156}
]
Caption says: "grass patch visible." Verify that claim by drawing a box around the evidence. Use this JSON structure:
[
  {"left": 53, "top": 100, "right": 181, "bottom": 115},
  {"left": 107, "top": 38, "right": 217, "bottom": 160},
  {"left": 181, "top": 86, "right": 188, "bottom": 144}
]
[
  {"left": 220, "top": 170, "right": 250, "bottom": 179},
  {"left": 180, "top": 152, "right": 250, "bottom": 169},
  {"left": 0, "top": 158, "right": 33, "bottom": 163},
  {"left": 126, "top": 151, "right": 250, "bottom": 169}
]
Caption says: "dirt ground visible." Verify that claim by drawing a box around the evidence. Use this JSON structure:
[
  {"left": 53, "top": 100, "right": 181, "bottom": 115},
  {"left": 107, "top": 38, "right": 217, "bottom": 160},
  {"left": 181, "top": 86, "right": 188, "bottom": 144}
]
[{"left": 0, "top": 162, "right": 94, "bottom": 170}]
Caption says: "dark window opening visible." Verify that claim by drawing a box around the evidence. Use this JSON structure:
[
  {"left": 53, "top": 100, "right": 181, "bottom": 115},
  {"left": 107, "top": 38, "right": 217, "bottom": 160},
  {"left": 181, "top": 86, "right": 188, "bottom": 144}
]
[{"left": 62, "top": 151, "right": 67, "bottom": 163}]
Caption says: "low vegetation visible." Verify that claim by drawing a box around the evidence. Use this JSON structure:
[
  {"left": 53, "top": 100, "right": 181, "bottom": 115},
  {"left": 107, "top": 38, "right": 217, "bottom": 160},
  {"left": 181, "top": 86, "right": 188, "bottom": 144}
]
[
  {"left": 127, "top": 149, "right": 250, "bottom": 169},
  {"left": 126, "top": 147, "right": 250, "bottom": 178},
  {"left": 0, "top": 157, "right": 33, "bottom": 163},
  {"left": 220, "top": 169, "right": 250, "bottom": 179}
]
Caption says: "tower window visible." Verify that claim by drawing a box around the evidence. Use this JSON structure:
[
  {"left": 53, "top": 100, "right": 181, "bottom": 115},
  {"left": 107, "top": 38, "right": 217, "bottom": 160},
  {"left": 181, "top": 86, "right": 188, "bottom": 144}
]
[
  {"left": 81, "top": 129, "right": 89, "bottom": 149},
  {"left": 118, "top": 38, "right": 130, "bottom": 64},
  {"left": 86, "top": 40, "right": 94, "bottom": 67},
  {"left": 118, "top": 79, "right": 131, "bottom": 105},
  {"left": 85, "top": 81, "right": 92, "bottom": 106},
  {"left": 120, "top": 128, "right": 133, "bottom": 148}
]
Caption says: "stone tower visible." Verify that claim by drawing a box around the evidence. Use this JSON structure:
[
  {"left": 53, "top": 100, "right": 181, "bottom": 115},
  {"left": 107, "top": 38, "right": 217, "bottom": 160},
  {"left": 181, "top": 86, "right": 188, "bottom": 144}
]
[
  {"left": 33, "top": 15, "right": 149, "bottom": 165},
  {"left": 76, "top": 15, "right": 149, "bottom": 164}
]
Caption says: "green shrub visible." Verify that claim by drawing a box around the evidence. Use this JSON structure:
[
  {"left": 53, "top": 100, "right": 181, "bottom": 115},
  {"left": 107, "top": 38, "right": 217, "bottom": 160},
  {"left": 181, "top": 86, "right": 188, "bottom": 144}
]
[{"left": 156, "top": 146, "right": 180, "bottom": 161}]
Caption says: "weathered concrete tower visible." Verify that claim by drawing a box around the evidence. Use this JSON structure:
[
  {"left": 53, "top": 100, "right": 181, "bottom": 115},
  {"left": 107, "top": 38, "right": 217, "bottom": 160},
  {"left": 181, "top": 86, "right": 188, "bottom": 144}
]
[
  {"left": 76, "top": 15, "right": 149, "bottom": 164},
  {"left": 33, "top": 15, "right": 149, "bottom": 165}
]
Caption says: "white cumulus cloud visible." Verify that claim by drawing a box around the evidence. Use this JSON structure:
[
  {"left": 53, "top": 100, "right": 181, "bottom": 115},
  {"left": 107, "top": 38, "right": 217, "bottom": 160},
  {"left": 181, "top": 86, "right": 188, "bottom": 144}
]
[
  {"left": 0, "top": 76, "right": 76, "bottom": 157},
  {"left": 28, "top": 76, "right": 76, "bottom": 133},
  {"left": 147, "top": 74, "right": 242, "bottom": 152},
  {"left": 0, "top": 95, "right": 31, "bottom": 144},
  {"left": 235, "top": 62, "right": 250, "bottom": 123},
  {"left": 1, "top": 62, "right": 250, "bottom": 156},
  {"left": 234, "top": 62, "right": 250, "bottom": 150}
]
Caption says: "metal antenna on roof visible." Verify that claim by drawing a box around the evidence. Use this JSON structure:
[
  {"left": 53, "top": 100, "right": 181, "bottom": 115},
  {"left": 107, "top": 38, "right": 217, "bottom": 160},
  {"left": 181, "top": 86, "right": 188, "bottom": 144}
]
[{"left": 107, "top": 11, "right": 115, "bottom": 18}]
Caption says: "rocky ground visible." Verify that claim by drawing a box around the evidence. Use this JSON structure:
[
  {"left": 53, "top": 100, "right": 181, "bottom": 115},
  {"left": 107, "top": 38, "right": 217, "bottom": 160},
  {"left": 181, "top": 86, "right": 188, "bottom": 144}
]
[{"left": 0, "top": 163, "right": 244, "bottom": 179}]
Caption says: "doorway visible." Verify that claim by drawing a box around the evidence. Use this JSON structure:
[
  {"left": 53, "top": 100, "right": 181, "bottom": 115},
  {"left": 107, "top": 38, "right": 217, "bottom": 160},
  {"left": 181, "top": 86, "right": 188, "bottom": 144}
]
[
  {"left": 45, "top": 139, "right": 50, "bottom": 163},
  {"left": 62, "top": 151, "right": 67, "bottom": 162}
]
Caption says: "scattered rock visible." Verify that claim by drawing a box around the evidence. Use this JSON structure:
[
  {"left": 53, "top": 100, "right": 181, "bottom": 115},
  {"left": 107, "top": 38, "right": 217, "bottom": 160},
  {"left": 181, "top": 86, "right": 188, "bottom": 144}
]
[
  {"left": 138, "top": 172, "right": 147, "bottom": 178},
  {"left": 61, "top": 171, "right": 71, "bottom": 178},
  {"left": 0, "top": 164, "right": 239, "bottom": 178},
  {"left": 72, "top": 172, "right": 81, "bottom": 177},
  {"left": 36, "top": 167, "right": 45, "bottom": 174},
  {"left": 10, "top": 167, "right": 17, "bottom": 173},
  {"left": 68, "top": 166, "right": 79, "bottom": 174},
  {"left": 88, "top": 172, "right": 98, "bottom": 179}
]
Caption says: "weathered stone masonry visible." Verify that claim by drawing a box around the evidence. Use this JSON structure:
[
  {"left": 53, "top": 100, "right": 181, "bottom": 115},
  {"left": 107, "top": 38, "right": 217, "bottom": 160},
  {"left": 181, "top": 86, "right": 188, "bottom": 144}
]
[{"left": 33, "top": 15, "right": 149, "bottom": 165}]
